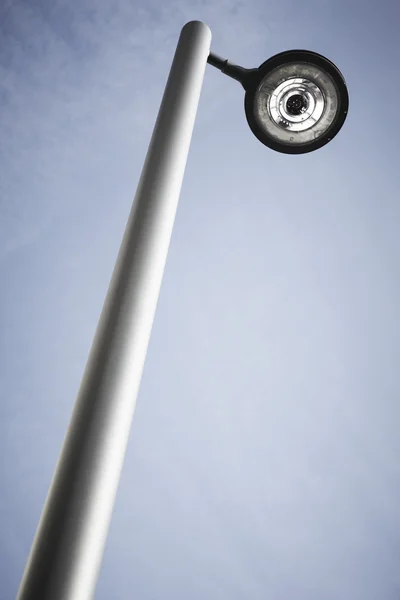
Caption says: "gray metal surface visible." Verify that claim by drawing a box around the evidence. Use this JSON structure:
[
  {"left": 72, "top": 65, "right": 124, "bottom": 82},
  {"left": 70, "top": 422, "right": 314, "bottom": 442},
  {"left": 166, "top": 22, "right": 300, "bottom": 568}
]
[{"left": 16, "top": 20, "right": 211, "bottom": 600}]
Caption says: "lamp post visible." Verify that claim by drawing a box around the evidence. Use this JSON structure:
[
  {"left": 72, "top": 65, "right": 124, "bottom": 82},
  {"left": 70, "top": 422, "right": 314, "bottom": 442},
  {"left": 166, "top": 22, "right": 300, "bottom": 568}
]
[{"left": 16, "top": 19, "right": 348, "bottom": 600}]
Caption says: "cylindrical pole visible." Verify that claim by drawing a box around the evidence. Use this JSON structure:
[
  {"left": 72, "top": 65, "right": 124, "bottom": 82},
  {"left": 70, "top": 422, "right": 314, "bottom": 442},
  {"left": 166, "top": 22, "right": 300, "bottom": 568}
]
[{"left": 17, "top": 20, "right": 211, "bottom": 600}]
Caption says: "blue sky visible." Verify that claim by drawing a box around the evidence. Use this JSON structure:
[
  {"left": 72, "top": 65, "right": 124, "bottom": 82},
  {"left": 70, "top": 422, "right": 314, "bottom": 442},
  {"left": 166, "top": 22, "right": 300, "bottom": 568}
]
[{"left": 1, "top": 0, "right": 400, "bottom": 598}]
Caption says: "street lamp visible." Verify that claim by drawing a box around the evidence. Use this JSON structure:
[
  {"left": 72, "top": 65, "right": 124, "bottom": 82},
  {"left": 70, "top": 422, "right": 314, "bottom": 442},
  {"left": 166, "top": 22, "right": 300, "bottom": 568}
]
[
  {"left": 16, "top": 20, "right": 348, "bottom": 600},
  {"left": 208, "top": 49, "right": 348, "bottom": 154}
]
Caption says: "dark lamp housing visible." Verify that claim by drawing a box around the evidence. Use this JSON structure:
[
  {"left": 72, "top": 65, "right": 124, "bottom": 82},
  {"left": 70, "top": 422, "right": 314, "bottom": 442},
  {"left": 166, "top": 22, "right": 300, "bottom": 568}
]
[{"left": 208, "top": 49, "right": 349, "bottom": 154}]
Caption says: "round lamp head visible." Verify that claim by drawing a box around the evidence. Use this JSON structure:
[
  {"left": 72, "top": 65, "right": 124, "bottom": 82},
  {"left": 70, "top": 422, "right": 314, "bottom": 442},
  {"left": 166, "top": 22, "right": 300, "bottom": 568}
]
[{"left": 244, "top": 50, "right": 349, "bottom": 154}]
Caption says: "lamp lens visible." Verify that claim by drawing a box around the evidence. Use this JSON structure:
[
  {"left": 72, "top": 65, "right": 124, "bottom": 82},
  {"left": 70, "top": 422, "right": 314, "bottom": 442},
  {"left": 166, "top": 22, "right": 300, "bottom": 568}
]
[{"left": 253, "top": 61, "right": 340, "bottom": 148}]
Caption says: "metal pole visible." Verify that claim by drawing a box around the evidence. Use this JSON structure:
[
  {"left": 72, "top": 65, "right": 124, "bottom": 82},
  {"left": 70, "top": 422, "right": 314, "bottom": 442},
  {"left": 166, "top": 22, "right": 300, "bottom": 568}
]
[{"left": 17, "top": 20, "right": 211, "bottom": 600}]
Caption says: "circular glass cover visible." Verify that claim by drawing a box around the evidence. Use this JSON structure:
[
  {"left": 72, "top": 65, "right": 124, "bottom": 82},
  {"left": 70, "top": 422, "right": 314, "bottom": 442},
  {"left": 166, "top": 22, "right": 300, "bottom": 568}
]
[{"left": 253, "top": 61, "right": 340, "bottom": 148}]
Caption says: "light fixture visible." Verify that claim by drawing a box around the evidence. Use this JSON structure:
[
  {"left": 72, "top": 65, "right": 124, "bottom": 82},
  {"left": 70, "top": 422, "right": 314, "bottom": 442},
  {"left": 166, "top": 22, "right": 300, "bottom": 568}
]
[
  {"left": 208, "top": 49, "right": 349, "bottom": 154},
  {"left": 17, "top": 24, "right": 350, "bottom": 600}
]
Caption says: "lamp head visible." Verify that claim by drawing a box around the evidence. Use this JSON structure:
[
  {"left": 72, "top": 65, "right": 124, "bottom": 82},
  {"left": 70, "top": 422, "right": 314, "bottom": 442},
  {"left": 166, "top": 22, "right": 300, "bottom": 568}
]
[{"left": 242, "top": 50, "right": 349, "bottom": 154}]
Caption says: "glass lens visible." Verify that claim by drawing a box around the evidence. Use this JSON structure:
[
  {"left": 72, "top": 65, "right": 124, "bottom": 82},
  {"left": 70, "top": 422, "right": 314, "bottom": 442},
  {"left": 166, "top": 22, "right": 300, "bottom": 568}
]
[{"left": 254, "top": 62, "right": 339, "bottom": 147}]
